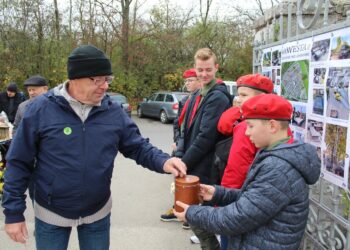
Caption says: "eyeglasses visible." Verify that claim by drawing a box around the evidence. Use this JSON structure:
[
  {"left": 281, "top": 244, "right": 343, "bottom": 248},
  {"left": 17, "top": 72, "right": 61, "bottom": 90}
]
[
  {"left": 89, "top": 76, "right": 114, "bottom": 86},
  {"left": 184, "top": 79, "right": 197, "bottom": 83}
]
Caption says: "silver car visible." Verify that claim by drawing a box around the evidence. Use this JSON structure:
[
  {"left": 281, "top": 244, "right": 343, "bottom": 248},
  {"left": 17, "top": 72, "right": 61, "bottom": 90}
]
[
  {"left": 107, "top": 92, "right": 132, "bottom": 117},
  {"left": 137, "top": 91, "right": 189, "bottom": 123}
]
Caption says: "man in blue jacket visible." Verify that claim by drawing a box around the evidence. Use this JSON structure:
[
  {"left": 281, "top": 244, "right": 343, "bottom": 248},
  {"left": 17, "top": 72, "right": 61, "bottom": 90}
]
[{"left": 2, "top": 45, "right": 186, "bottom": 250}]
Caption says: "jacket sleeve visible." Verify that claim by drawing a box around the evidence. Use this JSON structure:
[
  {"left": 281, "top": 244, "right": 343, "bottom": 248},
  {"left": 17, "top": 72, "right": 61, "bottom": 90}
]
[
  {"left": 217, "top": 107, "right": 241, "bottom": 135},
  {"left": 12, "top": 102, "right": 25, "bottom": 135},
  {"left": 220, "top": 123, "right": 258, "bottom": 188},
  {"left": 186, "top": 162, "right": 292, "bottom": 236},
  {"left": 210, "top": 185, "right": 241, "bottom": 206},
  {"left": 118, "top": 114, "right": 169, "bottom": 173},
  {"left": 181, "top": 92, "right": 230, "bottom": 169},
  {"left": 2, "top": 104, "right": 39, "bottom": 224}
]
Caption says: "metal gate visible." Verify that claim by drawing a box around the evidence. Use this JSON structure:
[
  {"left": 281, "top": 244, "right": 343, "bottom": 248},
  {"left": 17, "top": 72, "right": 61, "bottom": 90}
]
[{"left": 252, "top": 1, "right": 350, "bottom": 249}]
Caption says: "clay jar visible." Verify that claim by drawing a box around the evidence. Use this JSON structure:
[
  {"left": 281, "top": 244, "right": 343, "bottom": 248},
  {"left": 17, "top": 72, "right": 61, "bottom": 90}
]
[{"left": 174, "top": 175, "right": 200, "bottom": 212}]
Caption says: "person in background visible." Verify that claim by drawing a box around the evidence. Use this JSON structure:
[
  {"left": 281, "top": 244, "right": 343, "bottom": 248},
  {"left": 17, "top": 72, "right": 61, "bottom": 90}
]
[
  {"left": 174, "top": 94, "right": 321, "bottom": 250},
  {"left": 2, "top": 44, "right": 186, "bottom": 250},
  {"left": 13, "top": 75, "right": 49, "bottom": 134},
  {"left": 160, "top": 68, "right": 201, "bottom": 230},
  {"left": 0, "top": 82, "right": 26, "bottom": 123}
]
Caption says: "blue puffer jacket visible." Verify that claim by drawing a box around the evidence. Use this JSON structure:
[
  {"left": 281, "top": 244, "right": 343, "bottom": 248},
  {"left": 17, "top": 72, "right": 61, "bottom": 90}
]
[
  {"left": 2, "top": 88, "right": 169, "bottom": 223},
  {"left": 186, "top": 142, "right": 320, "bottom": 250}
]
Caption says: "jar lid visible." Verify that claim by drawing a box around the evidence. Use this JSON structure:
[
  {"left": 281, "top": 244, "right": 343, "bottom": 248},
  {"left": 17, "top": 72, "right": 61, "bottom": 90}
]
[{"left": 175, "top": 175, "right": 199, "bottom": 185}]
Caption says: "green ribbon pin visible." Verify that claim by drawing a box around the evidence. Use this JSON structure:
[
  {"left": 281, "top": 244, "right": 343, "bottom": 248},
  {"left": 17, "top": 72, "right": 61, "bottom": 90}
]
[{"left": 63, "top": 127, "right": 72, "bottom": 135}]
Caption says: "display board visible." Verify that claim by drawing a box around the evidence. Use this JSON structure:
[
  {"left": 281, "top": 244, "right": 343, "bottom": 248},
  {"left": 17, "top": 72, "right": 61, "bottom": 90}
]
[{"left": 261, "top": 27, "right": 350, "bottom": 189}]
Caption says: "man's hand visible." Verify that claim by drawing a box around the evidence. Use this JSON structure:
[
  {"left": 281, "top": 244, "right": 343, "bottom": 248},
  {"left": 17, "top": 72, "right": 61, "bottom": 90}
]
[
  {"left": 173, "top": 201, "right": 189, "bottom": 222},
  {"left": 199, "top": 184, "right": 215, "bottom": 201},
  {"left": 163, "top": 157, "right": 186, "bottom": 177},
  {"left": 5, "top": 222, "right": 28, "bottom": 244}
]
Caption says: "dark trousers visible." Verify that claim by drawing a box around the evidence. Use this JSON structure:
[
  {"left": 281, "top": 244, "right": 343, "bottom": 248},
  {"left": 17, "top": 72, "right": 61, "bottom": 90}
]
[{"left": 191, "top": 224, "right": 220, "bottom": 250}]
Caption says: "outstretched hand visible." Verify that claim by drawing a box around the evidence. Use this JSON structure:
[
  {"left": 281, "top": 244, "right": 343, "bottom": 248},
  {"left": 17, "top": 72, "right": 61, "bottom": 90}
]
[
  {"left": 199, "top": 184, "right": 215, "bottom": 201},
  {"left": 163, "top": 157, "right": 186, "bottom": 177},
  {"left": 173, "top": 201, "right": 189, "bottom": 222}
]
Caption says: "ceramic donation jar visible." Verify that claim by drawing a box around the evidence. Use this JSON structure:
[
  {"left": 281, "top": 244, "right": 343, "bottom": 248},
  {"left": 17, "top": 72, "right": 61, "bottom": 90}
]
[{"left": 174, "top": 175, "right": 200, "bottom": 212}]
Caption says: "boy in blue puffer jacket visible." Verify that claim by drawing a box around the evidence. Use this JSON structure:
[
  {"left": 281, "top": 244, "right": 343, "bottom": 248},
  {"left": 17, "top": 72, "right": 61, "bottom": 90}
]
[{"left": 174, "top": 94, "right": 321, "bottom": 250}]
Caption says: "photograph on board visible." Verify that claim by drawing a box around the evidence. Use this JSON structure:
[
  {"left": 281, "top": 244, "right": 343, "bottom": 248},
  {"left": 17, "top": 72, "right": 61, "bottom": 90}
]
[
  {"left": 330, "top": 34, "right": 350, "bottom": 60},
  {"left": 281, "top": 60, "right": 309, "bottom": 102},
  {"left": 292, "top": 103, "right": 307, "bottom": 128},
  {"left": 312, "top": 89, "right": 325, "bottom": 116},
  {"left": 306, "top": 119, "right": 324, "bottom": 144},
  {"left": 313, "top": 68, "right": 327, "bottom": 85},
  {"left": 324, "top": 124, "right": 347, "bottom": 178},
  {"left": 326, "top": 67, "right": 350, "bottom": 120},
  {"left": 311, "top": 38, "right": 330, "bottom": 62}
]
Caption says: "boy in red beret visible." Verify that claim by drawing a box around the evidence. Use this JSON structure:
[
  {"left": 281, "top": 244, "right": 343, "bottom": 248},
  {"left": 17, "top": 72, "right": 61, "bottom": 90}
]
[
  {"left": 174, "top": 94, "right": 321, "bottom": 250},
  {"left": 209, "top": 74, "right": 274, "bottom": 249}
]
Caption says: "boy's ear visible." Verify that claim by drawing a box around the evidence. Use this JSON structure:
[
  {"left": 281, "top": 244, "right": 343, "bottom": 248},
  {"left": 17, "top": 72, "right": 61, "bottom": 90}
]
[{"left": 269, "top": 120, "right": 280, "bottom": 134}]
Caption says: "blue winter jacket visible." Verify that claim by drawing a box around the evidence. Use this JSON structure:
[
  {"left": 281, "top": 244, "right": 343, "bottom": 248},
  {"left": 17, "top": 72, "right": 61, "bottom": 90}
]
[
  {"left": 186, "top": 142, "right": 321, "bottom": 250},
  {"left": 2, "top": 89, "right": 169, "bottom": 223}
]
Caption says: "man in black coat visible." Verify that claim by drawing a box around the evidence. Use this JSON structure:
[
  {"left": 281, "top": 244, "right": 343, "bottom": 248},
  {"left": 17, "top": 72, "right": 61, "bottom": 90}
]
[
  {"left": 0, "top": 83, "right": 26, "bottom": 123},
  {"left": 180, "top": 48, "right": 231, "bottom": 248},
  {"left": 181, "top": 48, "right": 231, "bottom": 185}
]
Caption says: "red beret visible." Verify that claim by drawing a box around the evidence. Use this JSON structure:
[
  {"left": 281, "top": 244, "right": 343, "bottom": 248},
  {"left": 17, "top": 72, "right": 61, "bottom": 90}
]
[
  {"left": 237, "top": 74, "right": 273, "bottom": 93},
  {"left": 183, "top": 68, "right": 197, "bottom": 79},
  {"left": 241, "top": 94, "right": 292, "bottom": 121},
  {"left": 216, "top": 78, "right": 223, "bottom": 84}
]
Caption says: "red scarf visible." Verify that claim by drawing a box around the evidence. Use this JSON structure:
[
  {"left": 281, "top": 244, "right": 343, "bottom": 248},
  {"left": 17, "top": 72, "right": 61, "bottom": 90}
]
[
  {"left": 178, "top": 99, "right": 190, "bottom": 127},
  {"left": 188, "top": 95, "right": 202, "bottom": 128}
]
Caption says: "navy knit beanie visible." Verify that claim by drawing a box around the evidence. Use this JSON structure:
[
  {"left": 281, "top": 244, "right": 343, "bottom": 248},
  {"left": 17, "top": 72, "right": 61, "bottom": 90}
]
[
  {"left": 7, "top": 82, "right": 18, "bottom": 93},
  {"left": 24, "top": 75, "right": 48, "bottom": 87},
  {"left": 67, "top": 45, "right": 112, "bottom": 80}
]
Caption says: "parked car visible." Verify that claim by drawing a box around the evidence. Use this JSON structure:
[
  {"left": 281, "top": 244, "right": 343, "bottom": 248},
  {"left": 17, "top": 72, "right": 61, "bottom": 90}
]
[
  {"left": 137, "top": 91, "right": 189, "bottom": 123},
  {"left": 107, "top": 92, "right": 132, "bottom": 117}
]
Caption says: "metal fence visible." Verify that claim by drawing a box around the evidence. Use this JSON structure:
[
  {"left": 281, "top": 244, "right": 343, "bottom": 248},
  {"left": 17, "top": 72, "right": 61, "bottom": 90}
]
[{"left": 252, "top": 1, "right": 350, "bottom": 249}]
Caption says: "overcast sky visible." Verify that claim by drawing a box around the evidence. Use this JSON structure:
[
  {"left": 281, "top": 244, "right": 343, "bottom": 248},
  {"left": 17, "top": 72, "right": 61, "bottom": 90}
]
[{"left": 57, "top": 0, "right": 276, "bottom": 19}]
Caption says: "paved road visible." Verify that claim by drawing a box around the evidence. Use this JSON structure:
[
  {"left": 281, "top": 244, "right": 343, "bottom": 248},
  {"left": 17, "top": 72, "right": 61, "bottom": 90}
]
[{"left": 0, "top": 116, "right": 199, "bottom": 250}]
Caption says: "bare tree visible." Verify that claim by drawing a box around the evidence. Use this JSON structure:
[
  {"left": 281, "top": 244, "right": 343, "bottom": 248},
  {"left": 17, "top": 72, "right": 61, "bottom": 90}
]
[
  {"left": 53, "top": 0, "right": 60, "bottom": 40},
  {"left": 231, "top": 0, "right": 280, "bottom": 21},
  {"left": 199, "top": 0, "right": 213, "bottom": 27}
]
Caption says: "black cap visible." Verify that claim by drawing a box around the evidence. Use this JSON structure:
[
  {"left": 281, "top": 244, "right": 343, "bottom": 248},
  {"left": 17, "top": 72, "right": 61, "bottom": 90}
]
[
  {"left": 67, "top": 45, "right": 112, "bottom": 80},
  {"left": 24, "top": 75, "right": 48, "bottom": 87},
  {"left": 7, "top": 82, "right": 18, "bottom": 93}
]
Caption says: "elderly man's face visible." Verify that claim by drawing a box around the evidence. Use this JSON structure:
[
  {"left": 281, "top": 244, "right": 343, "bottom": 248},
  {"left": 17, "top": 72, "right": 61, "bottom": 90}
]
[
  {"left": 68, "top": 76, "right": 112, "bottom": 105},
  {"left": 27, "top": 86, "right": 48, "bottom": 99},
  {"left": 6, "top": 91, "right": 16, "bottom": 98}
]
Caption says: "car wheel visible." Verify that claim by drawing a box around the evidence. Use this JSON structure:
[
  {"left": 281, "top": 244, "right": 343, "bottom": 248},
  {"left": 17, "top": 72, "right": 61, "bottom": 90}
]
[
  {"left": 160, "top": 110, "right": 168, "bottom": 124},
  {"left": 137, "top": 107, "right": 143, "bottom": 118}
]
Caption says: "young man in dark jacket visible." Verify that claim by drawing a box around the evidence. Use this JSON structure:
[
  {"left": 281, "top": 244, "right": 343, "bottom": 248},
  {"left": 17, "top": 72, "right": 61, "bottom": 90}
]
[
  {"left": 2, "top": 45, "right": 186, "bottom": 249},
  {"left": 174, "top": 94, "right": 321, "bottom": 250},
  {"left": 179, "top": 48, "right": 231, "bottom": 247}
]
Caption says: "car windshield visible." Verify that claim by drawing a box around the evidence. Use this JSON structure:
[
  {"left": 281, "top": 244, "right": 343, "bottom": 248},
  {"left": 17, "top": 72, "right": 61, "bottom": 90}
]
[
  {"left": 110, "top": 95, "right": 127, "bottom": 103},
  {"left": 175, "top": 93, "right": 188, "bottom": 101}
]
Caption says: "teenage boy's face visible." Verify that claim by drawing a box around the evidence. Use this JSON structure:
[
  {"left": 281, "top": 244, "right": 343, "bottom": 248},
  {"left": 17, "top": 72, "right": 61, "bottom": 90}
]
[
  {"left": 245, "top": 119, "right": 271, "bottom": 148},
  {"left": 184, "top": 77, "right": 201, "bottom": 92},
  {"left": 236, "top": 87, "right": 261, "bottom": 107},
  {"left": 195, "top": 57, "right": 218, "bottom": 86}
]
